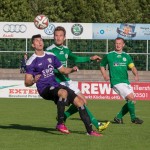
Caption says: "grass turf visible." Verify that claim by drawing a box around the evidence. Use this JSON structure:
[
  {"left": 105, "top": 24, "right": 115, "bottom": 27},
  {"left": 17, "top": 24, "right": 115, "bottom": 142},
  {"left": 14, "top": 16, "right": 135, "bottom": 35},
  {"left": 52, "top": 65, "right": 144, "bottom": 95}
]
[{"left": 0, "top": 98, "right": 149, "bottom": 150}]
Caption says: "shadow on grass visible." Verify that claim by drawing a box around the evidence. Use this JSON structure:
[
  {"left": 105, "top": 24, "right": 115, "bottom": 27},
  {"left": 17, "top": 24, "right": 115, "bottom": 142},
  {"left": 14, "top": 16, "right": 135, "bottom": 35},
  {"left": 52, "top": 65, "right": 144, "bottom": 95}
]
[
  {"left": 0, "top": 124, "right": 60, "bottom": 135},
  {"left": 0, "top": 124, "right": 85, "bottom": 135}
]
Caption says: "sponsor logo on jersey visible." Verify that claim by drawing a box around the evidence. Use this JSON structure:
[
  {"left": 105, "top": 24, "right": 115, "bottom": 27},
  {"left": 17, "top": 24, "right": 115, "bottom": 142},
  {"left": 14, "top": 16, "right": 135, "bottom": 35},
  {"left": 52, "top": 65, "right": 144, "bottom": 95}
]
[
  {"left": 117, "top": 55, "right": 122, "bottom": 58},
  {"left": 123, "top": 57, "right": 127, "bottom": 61},
  {"left": 113, "top": 62, "right": 119, "bottom": 66},
  {"left": 38, "top": 63, "right": 42, "bottom": 66},
  {"left": 47, "top": 58, "right": 52, "bottom": 63},
  {"left": 65, "top": 54, "right": 68, "bottom": 59},
  {"left": 71, "top": 24, "right": 83, "bottom": 36},
  {"left": 60, "top": 51, "right": 64, "bottom": 55}
]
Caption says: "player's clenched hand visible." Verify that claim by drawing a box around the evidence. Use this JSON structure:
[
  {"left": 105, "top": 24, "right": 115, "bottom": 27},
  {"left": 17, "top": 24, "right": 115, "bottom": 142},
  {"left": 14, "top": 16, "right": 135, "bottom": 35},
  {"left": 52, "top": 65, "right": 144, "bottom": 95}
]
[
  {"left": 90, "top": 55, "right": 102, "bottom": 62},
  {"left": 34, "top": 74, "right": 41, "bottom": 83},
  {"left": 134, "top": 75, "right": 139, "bottom": 82},
  {"left": 72, "top": 66, "right": 79, "bottom": 72}
]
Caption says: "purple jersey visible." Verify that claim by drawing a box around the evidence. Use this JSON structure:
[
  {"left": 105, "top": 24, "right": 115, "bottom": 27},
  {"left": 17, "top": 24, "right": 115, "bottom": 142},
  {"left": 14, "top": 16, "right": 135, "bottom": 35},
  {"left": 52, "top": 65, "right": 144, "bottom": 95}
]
[{"left": 26, "top": 52, "right": 63, "bottom": 94}]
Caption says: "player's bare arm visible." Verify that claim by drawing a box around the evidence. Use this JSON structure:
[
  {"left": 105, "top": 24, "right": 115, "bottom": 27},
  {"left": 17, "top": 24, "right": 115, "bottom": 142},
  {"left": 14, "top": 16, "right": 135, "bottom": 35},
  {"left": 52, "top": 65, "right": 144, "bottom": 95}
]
[
  {"left": 131, "top": 66, "right": 139, "bottom": 82},
  {"left": 58, "top": 66, "right": 78, "bottom": 75},
  {"left": 24, "top": 74, "right": 35, "bottom": 86},
  {"left": 90, "top": 55, "right": 102, "bottom": 62},
  {"left": 100, "top": 66, "right": 110, "bottom": 81}
]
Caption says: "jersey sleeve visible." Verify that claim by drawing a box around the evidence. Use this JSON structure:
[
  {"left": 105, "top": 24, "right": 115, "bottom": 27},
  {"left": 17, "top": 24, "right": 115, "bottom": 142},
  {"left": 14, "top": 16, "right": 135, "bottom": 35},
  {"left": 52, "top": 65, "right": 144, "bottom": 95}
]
[
  {"left": 26, "top": 63, "right": 35, "bottom": 76},
  {"left": 53, "top": 55, "right": 63, "bottom": 69},
  {"left": 68, "top": 49, "right": 91, "bottom": 63},
  {"left": 100, "top": 54, "right": 108, "bottom": 67}
]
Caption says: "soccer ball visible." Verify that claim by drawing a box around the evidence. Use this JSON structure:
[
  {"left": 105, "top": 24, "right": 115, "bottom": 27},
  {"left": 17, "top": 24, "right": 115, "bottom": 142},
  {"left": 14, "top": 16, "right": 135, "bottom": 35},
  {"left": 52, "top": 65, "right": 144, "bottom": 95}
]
[{"left": 34, "top": 15, "right": 49, "bottom": 30}]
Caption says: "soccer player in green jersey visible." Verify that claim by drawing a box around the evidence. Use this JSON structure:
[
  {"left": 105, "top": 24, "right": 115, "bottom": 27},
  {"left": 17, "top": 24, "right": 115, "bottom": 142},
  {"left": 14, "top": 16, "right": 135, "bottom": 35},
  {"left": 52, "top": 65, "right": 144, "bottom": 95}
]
[
  {"left": 100, "top": 37, "right": 143, "bottom": 124},
  {"left": 46, "top": 26, "right": 110, "bottom": 131}
]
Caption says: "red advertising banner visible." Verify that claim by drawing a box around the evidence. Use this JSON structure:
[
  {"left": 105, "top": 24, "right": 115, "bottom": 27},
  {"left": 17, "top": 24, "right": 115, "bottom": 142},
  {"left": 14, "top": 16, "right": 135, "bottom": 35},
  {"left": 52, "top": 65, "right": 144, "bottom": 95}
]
[{"left": 78, "top": 82, "right": 150, "bottom": 101}]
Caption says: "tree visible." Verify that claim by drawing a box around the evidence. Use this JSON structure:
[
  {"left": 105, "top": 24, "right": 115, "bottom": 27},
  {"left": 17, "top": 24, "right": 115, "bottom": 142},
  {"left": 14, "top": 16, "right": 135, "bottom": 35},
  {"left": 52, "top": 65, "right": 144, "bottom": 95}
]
[{"left": 0, "top": 0, "right": 33, "bottom": 21}]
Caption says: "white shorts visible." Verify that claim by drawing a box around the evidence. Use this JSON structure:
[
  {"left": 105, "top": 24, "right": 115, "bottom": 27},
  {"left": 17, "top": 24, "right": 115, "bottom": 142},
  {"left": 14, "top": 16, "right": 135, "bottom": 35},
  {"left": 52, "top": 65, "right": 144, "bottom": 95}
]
[
  {"left": 113, "top": 83, "right": 134, "bottom": 100},
  {"left": 60, "top": 80, "right": 80, "bottom": 94}
]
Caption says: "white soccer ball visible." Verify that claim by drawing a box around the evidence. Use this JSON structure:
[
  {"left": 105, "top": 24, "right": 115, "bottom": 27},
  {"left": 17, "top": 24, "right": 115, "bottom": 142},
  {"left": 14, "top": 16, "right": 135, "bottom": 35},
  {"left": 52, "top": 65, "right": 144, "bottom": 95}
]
[{"left": 34, "top": 15, "right": 49, "bottom": 30}]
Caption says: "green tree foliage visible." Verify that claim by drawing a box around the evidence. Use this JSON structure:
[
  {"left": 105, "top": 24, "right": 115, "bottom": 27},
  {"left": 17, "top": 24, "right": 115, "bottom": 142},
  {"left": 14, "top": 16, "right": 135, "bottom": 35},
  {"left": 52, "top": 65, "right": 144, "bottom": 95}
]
[
  {"left": 0, "top": 0, "right": 149, "bottom": 23},
  {"left": 0, "top": 0, "right": 149, "bottom": 69},
  {"left": 0, "top": 0, "right": 33, "bottom": 21},
  {"left": 138, "top": 0, "right": 150, "bottom": 23}
]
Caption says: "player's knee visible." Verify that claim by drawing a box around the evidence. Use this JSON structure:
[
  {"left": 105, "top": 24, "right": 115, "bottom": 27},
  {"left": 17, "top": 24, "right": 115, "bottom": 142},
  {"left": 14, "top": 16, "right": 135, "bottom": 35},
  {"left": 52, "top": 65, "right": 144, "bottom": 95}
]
[
  {"left": 126, "top": 93, "right": 135, "bottom": 101},
  {"left": 77, "top": 93, "right": 87, "bottom": 104},
  {"left": 73, "top": 97, "right": 84, "bottom": 108},
  {"left": 58, "top": 89, "right": 68, "bottom": 99},
  {"left": 128, "top": 99, "right": 136, "bottom": 104}
]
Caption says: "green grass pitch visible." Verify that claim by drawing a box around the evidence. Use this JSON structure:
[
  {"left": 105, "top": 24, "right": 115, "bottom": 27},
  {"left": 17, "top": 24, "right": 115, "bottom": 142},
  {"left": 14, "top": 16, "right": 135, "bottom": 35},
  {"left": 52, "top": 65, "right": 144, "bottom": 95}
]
[{"left": 0, "top": 98, "right": 149, "bottom": 150}]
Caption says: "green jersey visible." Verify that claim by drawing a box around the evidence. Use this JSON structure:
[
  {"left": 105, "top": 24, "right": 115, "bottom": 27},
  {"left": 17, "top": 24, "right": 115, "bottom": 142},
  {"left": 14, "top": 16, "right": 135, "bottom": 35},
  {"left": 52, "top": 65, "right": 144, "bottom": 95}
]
[
  {"left": 46, "top": 44, "right": 91, "bottom": 83},
  {"left": 100, "top": 51, "right": 134, "bottom": 87}
]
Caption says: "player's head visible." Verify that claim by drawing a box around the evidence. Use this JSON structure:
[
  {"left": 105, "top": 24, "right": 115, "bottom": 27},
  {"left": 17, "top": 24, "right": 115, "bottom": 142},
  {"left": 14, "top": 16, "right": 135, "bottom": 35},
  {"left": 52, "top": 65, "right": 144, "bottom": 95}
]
[
  {"left": 31, "top": 34, "right": 44, "bottom": 51},
  {"left": 31, "top": 34, "right": 42, "bottom": 43},
  {"left": 115, "top": 37, "right": 125, "bottom": 52},
  {"left": 54, "top": 26, "right": 66, "bottom": 46}
]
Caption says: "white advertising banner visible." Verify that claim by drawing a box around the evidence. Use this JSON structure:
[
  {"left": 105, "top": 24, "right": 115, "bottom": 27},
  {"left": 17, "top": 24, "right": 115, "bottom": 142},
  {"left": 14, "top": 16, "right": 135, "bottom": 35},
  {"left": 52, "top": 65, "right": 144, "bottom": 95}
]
[
  {"left": 0, "top": 22, "right": 92, "bottom": 39},
  {"left": 0, "top": 22, "right": 149, "bottom": 40},
  {"left": 93, "top": 23, "right": 150, "bottom": 40},
  {"left": 0, "top": 80, "right": 41, "bottom": 98},
  {"left": 78, "top": 82, "right": 150, "bottom": 100},
  {"left": 0, "top": 80, "right": 150, "bottom": 100}
]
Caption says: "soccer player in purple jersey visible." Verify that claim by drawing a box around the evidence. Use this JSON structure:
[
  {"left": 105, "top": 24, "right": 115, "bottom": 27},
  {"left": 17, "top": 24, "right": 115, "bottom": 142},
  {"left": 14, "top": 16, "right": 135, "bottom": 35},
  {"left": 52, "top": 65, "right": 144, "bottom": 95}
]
[{"left": 24, "top": 34, "right": 101, "bottom": 136}]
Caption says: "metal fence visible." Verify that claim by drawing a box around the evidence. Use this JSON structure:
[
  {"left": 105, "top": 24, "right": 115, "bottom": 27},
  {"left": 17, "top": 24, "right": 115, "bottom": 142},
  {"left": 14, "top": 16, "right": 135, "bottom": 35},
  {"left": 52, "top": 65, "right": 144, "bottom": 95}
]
[{"left": 0, "top": 39, "right": 149, "bottom": 70}]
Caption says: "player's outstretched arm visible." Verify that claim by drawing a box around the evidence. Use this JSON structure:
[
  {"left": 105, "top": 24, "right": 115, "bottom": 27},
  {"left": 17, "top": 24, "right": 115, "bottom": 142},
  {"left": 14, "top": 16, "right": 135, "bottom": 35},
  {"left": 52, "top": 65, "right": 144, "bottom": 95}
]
[
  {"left": 100, "top": 67, "right": 110, "bottom": 81},
  {"left": 90, "top": 55, "right": 102, "bottom": 62},
  {"left": 58, "top": 66, "right": 78, "bottom": 75}
]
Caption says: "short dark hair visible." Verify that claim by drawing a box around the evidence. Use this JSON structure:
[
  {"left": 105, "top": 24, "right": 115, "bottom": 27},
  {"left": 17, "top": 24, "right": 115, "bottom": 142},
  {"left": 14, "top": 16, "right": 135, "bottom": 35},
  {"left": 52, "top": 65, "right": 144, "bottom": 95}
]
[
  {"left": 31, "top": 34, "right": 42, "bottom": 43},
  {"left": 115, "top": 37, "right": 125, "bottom": 43},
  {"left": 54, "top": 26, "right": 66, "bottom": 36}
]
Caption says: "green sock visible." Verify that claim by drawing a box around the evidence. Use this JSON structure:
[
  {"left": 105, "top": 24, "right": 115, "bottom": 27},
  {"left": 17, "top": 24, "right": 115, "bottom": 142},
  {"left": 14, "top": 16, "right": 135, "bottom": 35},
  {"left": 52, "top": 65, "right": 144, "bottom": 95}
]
[
  {"left": 127, "top": 101, "right": 136, "bottom": 121},
  {"left": 117, "top": 103, "right": 129, "bottom": 119},
  {"left": 85, "top": 105, "right": 99, "bottom": 129},
  {"left": 64, "top": 104, "right": 78, "bottom": 121}
]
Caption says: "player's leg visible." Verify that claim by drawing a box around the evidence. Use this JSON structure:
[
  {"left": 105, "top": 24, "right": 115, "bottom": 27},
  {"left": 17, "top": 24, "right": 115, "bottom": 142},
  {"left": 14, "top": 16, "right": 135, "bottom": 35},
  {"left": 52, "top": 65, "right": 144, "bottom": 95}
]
[
  {"left": 115, "top": 103, "right": 128, "bottom": 123},
  {"left": 84, "top": 105, "right": 110, "bottom": 131},
  {"left": 64, "top": 81, "right": 110, "bottom": 131},
  {"left": 40, "top": 86, "right": 70, "bottom": 134},
  {"left": 72, "top": 96, "right": 102, "bottom": 136},
  {"left": 77, "top": 93, "right": 110, "bottom": 131},
  {"left": 56, "top": 88, "right": 70, "bottom": 134},
  {"left": 113, "top": 83, "right": 129, "bottom": 124},
  {"left": 64, "top": 104, "right": 78, "bottom": 121},
  {"left": 126, "top": 94, "right": 143, "bottom": 124},
  {"left": 62, "top": 80, "right": 109, "bottom": 130},
  {"left": 113, "top": 83, "right": 143, "bottom": 124},
  {"left": 65, "top": 86, "right": 102, "bottom": 136},
  {"left": 61, "top": 81, "right": 79, "bottom": 120}
]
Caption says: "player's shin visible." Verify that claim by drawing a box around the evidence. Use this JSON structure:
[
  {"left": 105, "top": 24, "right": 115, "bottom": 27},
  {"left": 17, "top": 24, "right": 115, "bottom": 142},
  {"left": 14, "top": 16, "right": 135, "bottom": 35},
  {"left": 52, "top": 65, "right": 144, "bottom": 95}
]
[
  {"left": 64, "top": 104, "right": 78, "bottom": 121},
  {"left": 57, "top": 97, "right": 66, "bottom": 124},
  {"left": 127, "top": 100, "right": 136, "bottom": 120},
  {"left": 85, "top": 105, "right": 99, "bottom": 128},
  {"left": 78, "top": 105, "right": 93, "bottom": 134},
  {"left": 117, "top": 103, "right": 129, "bottom": 119}
]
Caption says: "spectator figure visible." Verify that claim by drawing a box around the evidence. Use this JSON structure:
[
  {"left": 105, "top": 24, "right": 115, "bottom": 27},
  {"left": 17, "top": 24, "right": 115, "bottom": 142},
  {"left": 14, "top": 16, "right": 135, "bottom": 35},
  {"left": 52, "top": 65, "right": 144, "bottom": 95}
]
[{"left": 20, "top": 53, "right": 28, "bottom": 73}]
